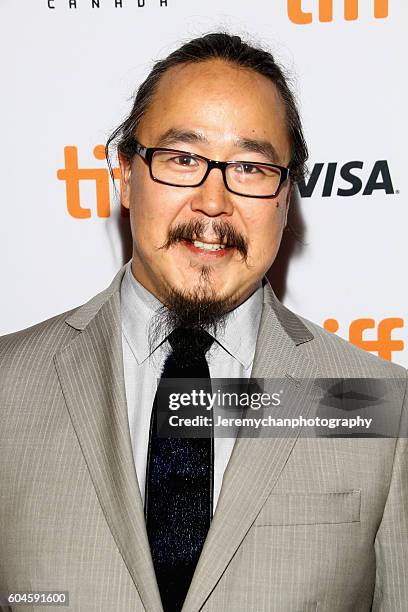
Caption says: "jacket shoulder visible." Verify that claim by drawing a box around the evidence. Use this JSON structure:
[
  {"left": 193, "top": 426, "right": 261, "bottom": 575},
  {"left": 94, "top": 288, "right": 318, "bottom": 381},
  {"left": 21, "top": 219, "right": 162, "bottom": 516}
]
[
  {"left": 296, "top": 313, "right": 406, "bottom": 379},
  {"left": 0, "top": 308, "right": 79, "bottom": 371},
  {"left": 0, "top": 264, "right": 127, "bottom": 367}
]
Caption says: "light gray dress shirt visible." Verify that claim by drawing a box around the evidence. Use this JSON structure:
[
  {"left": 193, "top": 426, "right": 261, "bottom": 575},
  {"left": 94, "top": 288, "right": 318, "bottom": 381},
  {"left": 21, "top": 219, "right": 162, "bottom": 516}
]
[{"left": 120, "top": 259, "right": 263, "bottom": 510}]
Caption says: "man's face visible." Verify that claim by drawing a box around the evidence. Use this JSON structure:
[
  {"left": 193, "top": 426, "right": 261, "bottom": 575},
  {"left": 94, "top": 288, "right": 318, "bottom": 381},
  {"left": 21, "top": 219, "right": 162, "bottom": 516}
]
[{"left": 120, "top": 59, "right": 292, "bottom": 309}]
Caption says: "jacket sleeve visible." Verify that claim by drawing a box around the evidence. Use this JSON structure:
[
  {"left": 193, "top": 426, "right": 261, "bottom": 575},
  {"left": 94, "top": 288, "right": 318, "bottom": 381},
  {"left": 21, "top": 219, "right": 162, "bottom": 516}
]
[{"left": 372, "top": 370, "right": 408, "bottom": 611}]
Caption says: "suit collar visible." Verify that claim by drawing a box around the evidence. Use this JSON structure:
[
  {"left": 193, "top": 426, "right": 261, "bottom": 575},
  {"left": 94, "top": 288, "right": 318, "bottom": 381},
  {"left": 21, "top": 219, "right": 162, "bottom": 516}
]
[
  {"left": 64, "top": 264, "right": 314, "bottom": 348},
  {"left": 64, "top": 264, "right": 128, "bottom": 331},
  {"left": 261, "top": 278, "right": 314, "bottom": 346}
]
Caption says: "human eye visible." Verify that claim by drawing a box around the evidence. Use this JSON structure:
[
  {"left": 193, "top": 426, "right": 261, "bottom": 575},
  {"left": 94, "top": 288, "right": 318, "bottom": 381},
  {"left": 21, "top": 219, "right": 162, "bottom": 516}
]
[
  {"left": 235, "top": 163, "right": 265, "bottom": 175},
  {"left": 170, "top": 154, "right": 198, "bottom": 168}
]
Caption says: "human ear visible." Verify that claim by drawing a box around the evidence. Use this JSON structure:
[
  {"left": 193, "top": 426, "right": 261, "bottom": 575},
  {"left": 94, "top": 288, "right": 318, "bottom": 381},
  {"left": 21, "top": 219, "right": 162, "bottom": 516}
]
[{"left": 118, "top": 151, "right": 132, "bottom": 210}]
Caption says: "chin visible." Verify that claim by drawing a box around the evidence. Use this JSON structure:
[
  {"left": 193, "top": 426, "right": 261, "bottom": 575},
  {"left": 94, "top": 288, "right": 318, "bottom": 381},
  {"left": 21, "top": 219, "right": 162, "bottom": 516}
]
[{"left": 181, "top": 272, "right": 229, "bottom": 299}]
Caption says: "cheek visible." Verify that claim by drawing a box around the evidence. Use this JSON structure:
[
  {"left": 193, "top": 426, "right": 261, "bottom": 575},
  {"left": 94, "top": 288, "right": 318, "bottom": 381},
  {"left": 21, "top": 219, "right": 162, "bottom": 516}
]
[
  {"left": 129, "top": 174, "right": 183, "bottom": 240},
  {"left": 244, "top": 204, "right": 286, "bottom": 258}
]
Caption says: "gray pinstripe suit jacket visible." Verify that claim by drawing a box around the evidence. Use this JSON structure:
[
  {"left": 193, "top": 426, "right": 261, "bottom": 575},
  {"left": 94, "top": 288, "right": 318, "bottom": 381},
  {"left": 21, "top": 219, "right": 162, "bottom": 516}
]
[{"left": 1, "top": 264, "right": 407, "bottom": 611}]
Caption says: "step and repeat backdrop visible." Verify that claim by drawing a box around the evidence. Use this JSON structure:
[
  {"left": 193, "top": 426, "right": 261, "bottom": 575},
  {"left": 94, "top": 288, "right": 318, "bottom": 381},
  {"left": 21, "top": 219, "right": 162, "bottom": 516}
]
[{"left": 1, "top": 0, "right": 407, "bottom": 366}]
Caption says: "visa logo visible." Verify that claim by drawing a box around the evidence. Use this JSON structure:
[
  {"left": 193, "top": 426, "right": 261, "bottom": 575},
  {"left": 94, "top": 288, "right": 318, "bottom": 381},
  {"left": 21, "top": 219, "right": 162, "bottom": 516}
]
[{"left": 298, "top": 160, "right": 395, "bottom": 198}]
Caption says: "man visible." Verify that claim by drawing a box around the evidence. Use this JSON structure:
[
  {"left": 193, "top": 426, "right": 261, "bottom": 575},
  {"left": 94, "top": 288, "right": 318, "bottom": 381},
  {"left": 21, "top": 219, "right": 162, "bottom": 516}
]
[{"left": 0, "top": 33, "right": 407, "bottom": 612}]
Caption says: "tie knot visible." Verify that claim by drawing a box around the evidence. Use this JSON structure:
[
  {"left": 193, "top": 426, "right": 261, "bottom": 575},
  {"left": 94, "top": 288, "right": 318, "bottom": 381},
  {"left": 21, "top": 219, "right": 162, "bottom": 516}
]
[{"left": 167, "top": 327, "right": 214, "bottom": 361}]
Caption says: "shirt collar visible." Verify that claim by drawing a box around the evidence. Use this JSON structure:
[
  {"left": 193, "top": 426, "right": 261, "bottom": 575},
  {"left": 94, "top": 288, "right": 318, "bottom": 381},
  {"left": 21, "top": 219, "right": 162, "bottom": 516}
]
[
  {"left": 120, "top": 259, "right": 263, "bottom": 368},
  {"left": 212, "top": 283, "right": 263, "bottom": 369},
  {"left": 120, "top": 261, "right": 164, "bottom": 365}
]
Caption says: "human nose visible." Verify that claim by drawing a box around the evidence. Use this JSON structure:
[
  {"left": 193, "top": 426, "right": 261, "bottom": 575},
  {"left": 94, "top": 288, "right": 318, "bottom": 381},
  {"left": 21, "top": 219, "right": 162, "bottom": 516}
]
[{"left": 190, "top": 165, "right": 234, "bottom": 217}]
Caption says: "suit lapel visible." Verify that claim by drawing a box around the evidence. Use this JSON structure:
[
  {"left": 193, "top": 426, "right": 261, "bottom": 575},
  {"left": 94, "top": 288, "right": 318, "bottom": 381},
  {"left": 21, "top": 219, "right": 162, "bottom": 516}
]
[
  {"left": 54, "top": 267, "right": 163, "bottom": 612},
  {"left": 182, "top": 282, "right": 319, "bottom": 612}
]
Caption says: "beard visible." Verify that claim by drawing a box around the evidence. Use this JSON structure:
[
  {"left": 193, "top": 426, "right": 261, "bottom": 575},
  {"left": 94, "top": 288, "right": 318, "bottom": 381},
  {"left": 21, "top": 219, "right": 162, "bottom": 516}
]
[
  {"left": 148, "top": 266, "right": 237, "bottom": 355},
  {"left": 148, "top": 217, "right": 248, "bottom": 353}
]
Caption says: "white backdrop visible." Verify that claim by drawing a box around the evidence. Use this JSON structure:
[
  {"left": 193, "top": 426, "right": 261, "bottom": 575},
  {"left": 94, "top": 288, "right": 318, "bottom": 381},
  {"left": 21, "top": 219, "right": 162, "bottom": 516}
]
[{"left": 1, "top": 0, "right": 407, "bottom": 366}]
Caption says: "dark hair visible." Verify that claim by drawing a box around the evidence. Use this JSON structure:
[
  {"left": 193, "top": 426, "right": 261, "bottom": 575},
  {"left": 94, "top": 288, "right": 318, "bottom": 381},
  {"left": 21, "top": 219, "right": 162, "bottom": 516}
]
[{"left": 106, "top": 32, "right": 308, "bottom": 183}]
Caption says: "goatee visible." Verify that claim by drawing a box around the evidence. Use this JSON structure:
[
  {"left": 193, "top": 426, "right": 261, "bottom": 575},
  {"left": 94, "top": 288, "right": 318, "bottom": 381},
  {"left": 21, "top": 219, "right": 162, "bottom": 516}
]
[
  {"left": 149, "top": 217, "right": 247, "bottom": 355},
  {"left": 148, "top": 271, "right": 236, "bottom": 356}
]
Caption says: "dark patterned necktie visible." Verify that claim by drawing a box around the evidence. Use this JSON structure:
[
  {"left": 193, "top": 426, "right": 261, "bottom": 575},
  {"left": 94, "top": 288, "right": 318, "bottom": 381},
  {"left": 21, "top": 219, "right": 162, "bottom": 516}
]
[{"left": 145, "top": 327, "right": 214, "bottom": 612}]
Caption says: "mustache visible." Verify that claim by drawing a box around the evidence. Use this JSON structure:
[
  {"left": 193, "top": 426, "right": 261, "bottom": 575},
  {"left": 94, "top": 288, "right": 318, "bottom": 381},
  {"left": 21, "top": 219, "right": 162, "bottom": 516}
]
[{"left": 160, "top": 219, "right": 248, "bottom": 259}]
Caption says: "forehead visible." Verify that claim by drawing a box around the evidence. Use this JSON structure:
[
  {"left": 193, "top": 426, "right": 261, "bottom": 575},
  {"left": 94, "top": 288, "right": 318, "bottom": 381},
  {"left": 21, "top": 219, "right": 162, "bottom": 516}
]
[{"left": 137, "top": 59, "right": 290, "bottom": 160}]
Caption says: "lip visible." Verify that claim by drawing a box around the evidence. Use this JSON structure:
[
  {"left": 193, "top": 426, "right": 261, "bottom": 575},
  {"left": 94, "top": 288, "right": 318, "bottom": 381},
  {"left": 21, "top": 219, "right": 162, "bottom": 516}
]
[{"left": 181, "top": 239, "right": 234, "bottom": 259}]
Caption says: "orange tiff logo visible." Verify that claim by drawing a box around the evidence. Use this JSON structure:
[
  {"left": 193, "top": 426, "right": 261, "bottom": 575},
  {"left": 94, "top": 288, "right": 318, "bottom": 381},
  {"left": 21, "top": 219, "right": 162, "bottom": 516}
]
[
  {"left": 324, "top": 318, "right": 404, "bottom": 362},
  {"left": 57, "top": 145, "right": 126, "bottom": 218},
  {"left": 288, "top": 0, "right": 388, "bottom": 23}
]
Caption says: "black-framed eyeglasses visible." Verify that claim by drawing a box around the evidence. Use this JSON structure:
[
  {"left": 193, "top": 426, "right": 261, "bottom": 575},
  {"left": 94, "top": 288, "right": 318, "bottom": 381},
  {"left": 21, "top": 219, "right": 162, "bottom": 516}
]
[{"left": 128, "top": 139, "right": 290, "bottom": 199}]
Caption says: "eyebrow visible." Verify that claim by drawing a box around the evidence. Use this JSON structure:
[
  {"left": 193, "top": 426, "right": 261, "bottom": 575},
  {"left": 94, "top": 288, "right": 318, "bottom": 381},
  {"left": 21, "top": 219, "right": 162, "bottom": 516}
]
[
  {"left": 235, "top": 137, "right": 280, "bottom": 164},
  {"left": 155, "top": 128, "right": 281, "bottom": 164},
  {"left": 156, "top": 128, "right": 208, "bottom": 148}
]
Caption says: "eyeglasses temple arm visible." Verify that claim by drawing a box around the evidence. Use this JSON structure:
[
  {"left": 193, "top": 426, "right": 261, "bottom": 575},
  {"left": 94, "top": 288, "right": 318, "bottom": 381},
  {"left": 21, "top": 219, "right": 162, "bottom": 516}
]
[{"left": 134, "top": 142, "right": 148, "bottom": 158}]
